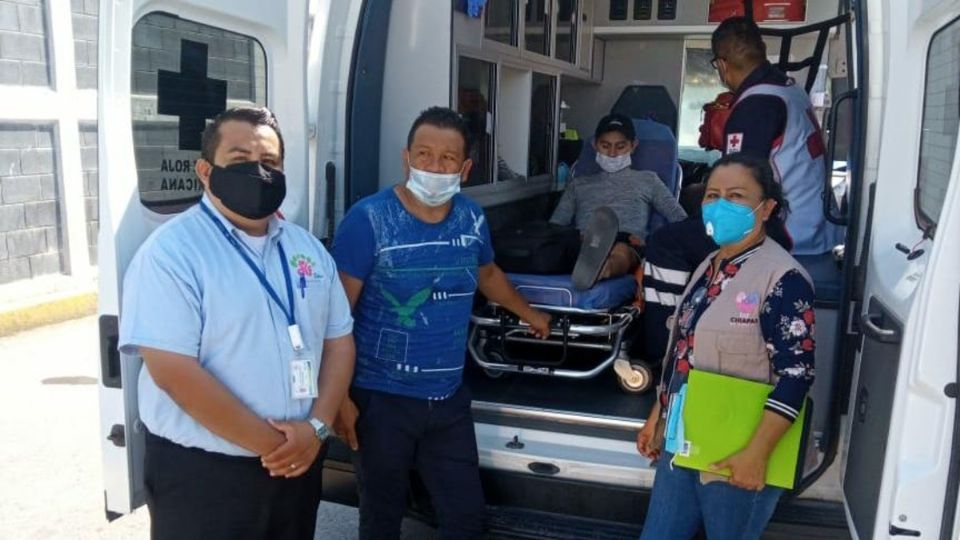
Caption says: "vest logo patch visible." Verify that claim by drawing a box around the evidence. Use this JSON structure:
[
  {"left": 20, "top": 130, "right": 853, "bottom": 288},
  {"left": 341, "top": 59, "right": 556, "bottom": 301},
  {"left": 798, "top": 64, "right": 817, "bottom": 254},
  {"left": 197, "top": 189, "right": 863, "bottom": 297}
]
[
  {"left": 726, "top": 132, "right": 743, "bottom": 153},
  {"left": 731, "top": 291, "right": 760, "bottom": 325}
]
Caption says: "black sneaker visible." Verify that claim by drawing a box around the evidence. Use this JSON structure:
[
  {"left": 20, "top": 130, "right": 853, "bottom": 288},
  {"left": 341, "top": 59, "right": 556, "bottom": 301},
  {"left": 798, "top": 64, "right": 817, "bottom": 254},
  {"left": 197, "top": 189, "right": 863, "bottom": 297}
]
[{"left": 571, "top": 206, "right": 619, "bottom": 290}]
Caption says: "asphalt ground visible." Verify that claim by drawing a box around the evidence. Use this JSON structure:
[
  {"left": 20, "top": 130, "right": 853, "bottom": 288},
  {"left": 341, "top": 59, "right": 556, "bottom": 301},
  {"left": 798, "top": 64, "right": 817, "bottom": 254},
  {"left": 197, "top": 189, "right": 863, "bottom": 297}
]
[{"left": 0, "top": 316, "right": 434, "bottom": 540}]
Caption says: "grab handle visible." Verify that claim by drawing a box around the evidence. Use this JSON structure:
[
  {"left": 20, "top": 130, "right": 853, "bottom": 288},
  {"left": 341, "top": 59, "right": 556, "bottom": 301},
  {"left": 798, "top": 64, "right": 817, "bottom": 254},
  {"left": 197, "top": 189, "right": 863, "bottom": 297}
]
[{"left": 823, "top": 90, "right": 858, "bottom": 226}]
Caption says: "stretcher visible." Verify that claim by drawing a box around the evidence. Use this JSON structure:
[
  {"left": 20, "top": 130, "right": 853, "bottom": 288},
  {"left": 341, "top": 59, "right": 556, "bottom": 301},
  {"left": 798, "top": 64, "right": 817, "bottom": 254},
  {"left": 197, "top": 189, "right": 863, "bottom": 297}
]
[{"left": 468, "top": 273, "right": 655, "bottom": 393}]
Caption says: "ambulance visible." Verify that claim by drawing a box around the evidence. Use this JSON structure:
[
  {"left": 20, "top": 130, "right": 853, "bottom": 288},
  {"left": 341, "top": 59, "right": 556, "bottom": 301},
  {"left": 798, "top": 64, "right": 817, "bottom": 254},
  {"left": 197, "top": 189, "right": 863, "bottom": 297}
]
[{"left": 96, "top": 1, "right": 960, "bottom": 538}]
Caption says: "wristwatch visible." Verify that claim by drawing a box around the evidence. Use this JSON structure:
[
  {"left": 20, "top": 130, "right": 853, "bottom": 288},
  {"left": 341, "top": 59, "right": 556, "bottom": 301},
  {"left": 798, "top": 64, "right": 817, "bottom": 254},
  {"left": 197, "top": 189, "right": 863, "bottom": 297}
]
[{"left": 308, "top": 417, "right": 332, "bottom": 443}]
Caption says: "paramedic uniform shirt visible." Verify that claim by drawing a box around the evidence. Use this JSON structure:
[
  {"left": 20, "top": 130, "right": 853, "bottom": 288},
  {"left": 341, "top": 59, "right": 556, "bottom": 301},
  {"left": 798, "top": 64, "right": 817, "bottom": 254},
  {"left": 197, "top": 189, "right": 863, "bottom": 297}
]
[
  {"left": 118, "top": 195, "right": 353, "bottom": 457},
  {"left": 333, "top": 188, "right": 494, "bottom": 400}
]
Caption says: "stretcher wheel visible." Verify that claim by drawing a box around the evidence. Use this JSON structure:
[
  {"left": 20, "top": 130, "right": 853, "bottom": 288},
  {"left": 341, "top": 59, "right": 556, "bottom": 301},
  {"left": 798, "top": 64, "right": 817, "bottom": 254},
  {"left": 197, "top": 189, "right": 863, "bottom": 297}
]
[
  {"left": 617, "top": 362, "right": 653, "bottom": 394},
  {"left": 482, "top": 350, "right": 511, "bottom": 379},
  {"left": 483, "top": 367, "right": 509, "bottom": 379}
]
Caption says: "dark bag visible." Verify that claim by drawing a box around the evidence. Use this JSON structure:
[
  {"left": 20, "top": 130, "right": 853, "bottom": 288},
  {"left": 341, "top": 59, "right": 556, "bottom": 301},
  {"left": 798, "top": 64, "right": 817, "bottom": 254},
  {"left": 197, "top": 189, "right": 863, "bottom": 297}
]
[{"left": 493, "top": 221, "right": 580, "bottom": 274}]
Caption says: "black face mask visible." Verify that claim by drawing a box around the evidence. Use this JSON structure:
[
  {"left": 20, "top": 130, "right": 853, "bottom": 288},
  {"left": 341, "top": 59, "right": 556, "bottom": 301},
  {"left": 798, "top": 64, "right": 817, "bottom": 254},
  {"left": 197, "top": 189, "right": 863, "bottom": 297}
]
[{"left": 208, "top": 161, "right": 286, "bottom": 220}]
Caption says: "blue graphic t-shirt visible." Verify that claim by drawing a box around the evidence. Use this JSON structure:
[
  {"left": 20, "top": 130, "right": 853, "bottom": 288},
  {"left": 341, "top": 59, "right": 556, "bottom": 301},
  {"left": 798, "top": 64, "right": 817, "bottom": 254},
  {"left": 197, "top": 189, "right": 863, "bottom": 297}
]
[{"left": 332, "top": 187, "right": 494, "bottom": 400}]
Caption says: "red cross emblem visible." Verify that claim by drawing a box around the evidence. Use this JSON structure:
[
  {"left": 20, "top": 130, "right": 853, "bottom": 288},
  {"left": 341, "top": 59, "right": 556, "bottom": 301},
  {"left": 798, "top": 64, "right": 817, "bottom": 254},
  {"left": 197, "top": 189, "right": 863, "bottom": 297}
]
[{"left": 726, "top": 132, "right": 743, "bottom": 153}]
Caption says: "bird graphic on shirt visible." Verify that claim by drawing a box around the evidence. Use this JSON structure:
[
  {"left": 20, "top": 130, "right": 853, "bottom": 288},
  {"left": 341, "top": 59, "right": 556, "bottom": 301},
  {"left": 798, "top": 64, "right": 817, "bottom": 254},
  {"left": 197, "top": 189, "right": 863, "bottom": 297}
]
[
  {"left": 380, "top": 286, "right": 433, "bottom": 328},
  {"left": 471, "top": 210, "right": 485, "bottom": 237}
]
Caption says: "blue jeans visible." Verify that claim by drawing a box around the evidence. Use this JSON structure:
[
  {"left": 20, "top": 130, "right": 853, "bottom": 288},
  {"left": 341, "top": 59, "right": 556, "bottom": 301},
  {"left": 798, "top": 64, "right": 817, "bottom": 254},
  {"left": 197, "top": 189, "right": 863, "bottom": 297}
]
[{"left": 639, "top": 452, "right": 783, "bottom": 540}]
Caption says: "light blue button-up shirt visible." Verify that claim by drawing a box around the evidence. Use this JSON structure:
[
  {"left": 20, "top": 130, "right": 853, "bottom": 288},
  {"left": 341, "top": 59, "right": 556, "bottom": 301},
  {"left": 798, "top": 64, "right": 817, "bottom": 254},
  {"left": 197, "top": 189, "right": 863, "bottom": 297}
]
[{"left": 119, "top": 196, "right": 353, "bottom": 457}]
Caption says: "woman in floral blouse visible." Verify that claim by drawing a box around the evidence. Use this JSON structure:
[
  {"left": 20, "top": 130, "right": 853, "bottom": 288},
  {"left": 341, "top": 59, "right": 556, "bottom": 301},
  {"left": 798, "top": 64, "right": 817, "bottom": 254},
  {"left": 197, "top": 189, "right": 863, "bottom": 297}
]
[{"left": 636, "top": 153, "right": 816, "bottom": 540}]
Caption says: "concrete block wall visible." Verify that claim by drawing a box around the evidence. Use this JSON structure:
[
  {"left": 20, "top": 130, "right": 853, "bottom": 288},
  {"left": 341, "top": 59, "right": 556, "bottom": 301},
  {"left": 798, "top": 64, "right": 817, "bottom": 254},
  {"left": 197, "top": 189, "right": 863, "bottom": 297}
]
[
  {"left": 0, "top": 0, "right": 51, "bottom": 87},
  {"left": 0, "top": 123, "right": 62, "bottom": 284},
  {"left": 79, "top": 123, "right": 96, "bottom": 262},
  {"left": 71, "top": 0, "right": 98, "bottom": 90},
  {"left": 0, "top": 0, "right": 97, "bottom": 289}
]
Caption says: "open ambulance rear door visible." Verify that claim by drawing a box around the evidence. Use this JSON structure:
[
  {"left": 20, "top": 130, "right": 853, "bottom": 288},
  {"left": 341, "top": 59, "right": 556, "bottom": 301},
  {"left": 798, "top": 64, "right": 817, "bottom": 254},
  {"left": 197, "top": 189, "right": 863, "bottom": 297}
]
[
  {"left": 95, "top": 0, "right": 359, "bottom": 518},
  {"left": 841, "top": 1, "right": 960, "bottom": 538}
]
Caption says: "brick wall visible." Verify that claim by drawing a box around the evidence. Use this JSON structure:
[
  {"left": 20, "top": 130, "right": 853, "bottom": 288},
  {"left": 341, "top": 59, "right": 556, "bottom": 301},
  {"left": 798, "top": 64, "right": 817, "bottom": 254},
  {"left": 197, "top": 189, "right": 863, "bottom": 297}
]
[
  {"left": 0, "top": 0, "right": 51, "bottom": 86},
  {"left": 0, "top": 124, "right": 62, "bottom": 284},
  {"left": 79, "top": 123, "right": 97, "bottom": 262},
  {"left": 71, "top": 0, "right": 98, "bottom": 90}
]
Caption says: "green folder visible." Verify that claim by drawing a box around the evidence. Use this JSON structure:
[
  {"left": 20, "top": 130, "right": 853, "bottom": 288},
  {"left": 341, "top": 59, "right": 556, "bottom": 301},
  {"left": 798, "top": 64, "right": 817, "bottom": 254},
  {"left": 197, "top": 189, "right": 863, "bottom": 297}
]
[{"left": 672, "top": 369, "right": 811, "bottom": 490}]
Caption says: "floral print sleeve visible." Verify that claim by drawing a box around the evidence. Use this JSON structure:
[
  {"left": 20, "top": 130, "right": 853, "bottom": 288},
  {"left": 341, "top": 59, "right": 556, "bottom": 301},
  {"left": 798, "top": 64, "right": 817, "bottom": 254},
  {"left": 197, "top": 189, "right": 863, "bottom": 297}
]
[{"left": 760, "top": 269, "right": 816, "bottom": 422}]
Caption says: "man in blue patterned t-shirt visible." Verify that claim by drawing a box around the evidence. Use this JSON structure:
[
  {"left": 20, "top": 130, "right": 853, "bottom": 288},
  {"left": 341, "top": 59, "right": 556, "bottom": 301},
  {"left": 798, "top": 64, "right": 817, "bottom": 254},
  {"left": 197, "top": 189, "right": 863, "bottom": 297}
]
[{"left": 332, "top": 107, "right": 550, "bottom": 540}]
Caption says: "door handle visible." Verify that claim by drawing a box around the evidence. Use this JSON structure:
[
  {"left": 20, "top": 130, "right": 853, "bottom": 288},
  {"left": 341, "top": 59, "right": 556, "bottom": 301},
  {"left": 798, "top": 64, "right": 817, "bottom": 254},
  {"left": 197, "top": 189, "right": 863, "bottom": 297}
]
[
  {"left": 860, "top": 312, "right": 901, "bottom": 344},
  {"left": 528, "top": 462, "right": 560, "bottom": 476},
  {"left": 888, "top": 524, "right": 921, "bottom": 536},
  {"left": 99, "top": 316, "right": 121, "bottom": 389}
]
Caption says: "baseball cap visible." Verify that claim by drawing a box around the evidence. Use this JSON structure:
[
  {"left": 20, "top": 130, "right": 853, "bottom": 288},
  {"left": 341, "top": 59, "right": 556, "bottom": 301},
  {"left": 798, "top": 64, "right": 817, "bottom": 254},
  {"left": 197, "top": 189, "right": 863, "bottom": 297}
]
[{"left": 594, "top": 113, "right": 636, "bottom": 140}]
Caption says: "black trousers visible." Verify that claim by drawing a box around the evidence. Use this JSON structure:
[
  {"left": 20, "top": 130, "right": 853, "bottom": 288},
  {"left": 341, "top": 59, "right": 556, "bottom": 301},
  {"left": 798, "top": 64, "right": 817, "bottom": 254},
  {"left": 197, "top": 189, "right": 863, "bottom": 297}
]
[
  {"left": 352, "top": 385, "right": 485, "bottom": 540},
  {"left": 144, "top": 432, "right": 324, "bottom": 540}
]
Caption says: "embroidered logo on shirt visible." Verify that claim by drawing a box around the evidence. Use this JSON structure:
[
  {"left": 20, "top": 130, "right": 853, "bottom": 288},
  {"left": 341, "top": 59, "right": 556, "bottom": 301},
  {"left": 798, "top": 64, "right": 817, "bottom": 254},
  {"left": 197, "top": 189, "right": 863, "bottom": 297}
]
[
  {"left": 727, "top": 132, "right": 744, "bottom": 153},
  {"left": 730, "top": 291, "right": 761, "bottom": 325},
  {"left": 290, "top": 254, "right": 316, "bottom": 298},
  {"left": 290, "top": 254, "right": 315, "bottom": 278}
]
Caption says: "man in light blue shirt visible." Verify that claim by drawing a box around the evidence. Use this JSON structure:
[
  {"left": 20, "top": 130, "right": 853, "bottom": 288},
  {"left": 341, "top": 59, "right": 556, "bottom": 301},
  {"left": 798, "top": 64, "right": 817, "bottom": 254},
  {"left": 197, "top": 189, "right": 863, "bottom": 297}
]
[{"left": 119, "top": 107, "right": 355, "bottom": 540}]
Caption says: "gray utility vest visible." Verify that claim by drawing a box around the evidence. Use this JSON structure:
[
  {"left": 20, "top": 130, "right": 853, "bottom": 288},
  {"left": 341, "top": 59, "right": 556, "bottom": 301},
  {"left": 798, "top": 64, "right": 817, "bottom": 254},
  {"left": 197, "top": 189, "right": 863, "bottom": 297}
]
[
  {"left": 659, "top": 240, "right": 818, "bottom": 481},
  {"left": 734, "top": 82, "right": 842, "bottom": 256},
  {"left": 659, "top": 239, "right": 813, "bottom": 387}
]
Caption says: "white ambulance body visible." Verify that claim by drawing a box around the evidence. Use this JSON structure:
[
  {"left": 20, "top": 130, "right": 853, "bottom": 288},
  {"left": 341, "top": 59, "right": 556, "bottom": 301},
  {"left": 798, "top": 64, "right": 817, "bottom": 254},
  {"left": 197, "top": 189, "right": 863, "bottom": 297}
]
[{"left": 96, "top": 1, "right": 960, "bottom": 538}]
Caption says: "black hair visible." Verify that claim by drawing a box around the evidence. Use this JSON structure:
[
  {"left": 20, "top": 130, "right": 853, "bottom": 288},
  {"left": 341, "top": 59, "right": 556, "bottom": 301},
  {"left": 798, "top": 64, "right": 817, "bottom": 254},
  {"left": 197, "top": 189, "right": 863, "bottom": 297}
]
[
  {"left": 711, "top": 16, "right": 767, "bottom": 70},
  {"left": 709, "top": 152, "right": 789, "bottom": 215},
  {"left": 407, "top": 106, "right": 473, "bottom": 156},
  {"left": 200, "top": 107, "right": 285, "bottom": 164}
]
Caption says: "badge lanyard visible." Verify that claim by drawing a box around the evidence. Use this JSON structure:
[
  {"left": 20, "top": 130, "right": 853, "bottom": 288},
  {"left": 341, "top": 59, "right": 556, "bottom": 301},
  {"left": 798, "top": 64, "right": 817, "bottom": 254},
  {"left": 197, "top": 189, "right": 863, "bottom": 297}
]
[{"left": 200, "top": 203, "right": 304, "bottom": 351}]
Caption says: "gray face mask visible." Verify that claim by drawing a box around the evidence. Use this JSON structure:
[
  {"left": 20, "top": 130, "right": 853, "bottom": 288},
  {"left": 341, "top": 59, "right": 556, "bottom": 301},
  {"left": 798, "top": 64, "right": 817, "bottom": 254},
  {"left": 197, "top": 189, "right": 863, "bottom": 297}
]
[{"left": 406, "top": 164, "right": 462, "bottom": 206}]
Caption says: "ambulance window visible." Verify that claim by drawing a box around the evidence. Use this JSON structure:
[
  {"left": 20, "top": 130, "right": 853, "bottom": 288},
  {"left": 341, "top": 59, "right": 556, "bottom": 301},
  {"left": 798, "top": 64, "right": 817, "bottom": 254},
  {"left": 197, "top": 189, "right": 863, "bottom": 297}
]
[
  {"left": 677, "top": 43, "right": 725, "bottom": 163},
  {"left": 525, "top": 0, "right": 552, "bottom": 56},
  {"left": 529, "top": 72, "right": 556, "bottom": 177},
  {"left": 457, "top": 57, "right": 497, "bottom": 186},
  {"left": 916, "top": 17, "right": 960, "bottom": 233},
  {"left": 131, "top": 13, "right": 267, "bottom": 214},
  {"left": 555, "top": 0, "right": 578, "bottom": 63},
  {"left": 485, "top": 0, "right": 517, "bottom": 46}
]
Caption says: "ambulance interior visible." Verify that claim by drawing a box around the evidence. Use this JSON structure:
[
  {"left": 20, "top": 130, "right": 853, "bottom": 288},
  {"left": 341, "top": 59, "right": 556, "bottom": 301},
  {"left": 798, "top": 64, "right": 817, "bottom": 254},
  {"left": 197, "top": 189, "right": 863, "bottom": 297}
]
[
  {"left": 443, "top": 0, "right": 856, "bottom": 494},
  {"left": 114, "top": 0, "right": 859, "bottom": 511}
]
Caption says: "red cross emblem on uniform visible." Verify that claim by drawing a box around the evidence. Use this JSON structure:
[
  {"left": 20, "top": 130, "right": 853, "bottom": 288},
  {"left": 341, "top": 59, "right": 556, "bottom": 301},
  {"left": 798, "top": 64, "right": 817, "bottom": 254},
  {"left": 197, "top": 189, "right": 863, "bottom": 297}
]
[{"left": 726, "top": 132, "right": 743, "bottom": 153}]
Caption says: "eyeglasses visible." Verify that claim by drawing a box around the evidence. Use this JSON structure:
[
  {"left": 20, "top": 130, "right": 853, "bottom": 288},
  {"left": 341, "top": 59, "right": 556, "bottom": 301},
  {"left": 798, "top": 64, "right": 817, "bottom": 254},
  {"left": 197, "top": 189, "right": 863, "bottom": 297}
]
[{"left": 710, "top": 56, "right": 721, "bottom": 70}]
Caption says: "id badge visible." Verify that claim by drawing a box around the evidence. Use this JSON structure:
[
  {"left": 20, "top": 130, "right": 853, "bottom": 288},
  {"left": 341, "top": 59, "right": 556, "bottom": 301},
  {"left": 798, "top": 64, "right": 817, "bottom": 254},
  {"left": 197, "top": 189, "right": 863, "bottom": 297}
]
[{"left": 290, "top": 348, "right": 318, "bottom": 400}]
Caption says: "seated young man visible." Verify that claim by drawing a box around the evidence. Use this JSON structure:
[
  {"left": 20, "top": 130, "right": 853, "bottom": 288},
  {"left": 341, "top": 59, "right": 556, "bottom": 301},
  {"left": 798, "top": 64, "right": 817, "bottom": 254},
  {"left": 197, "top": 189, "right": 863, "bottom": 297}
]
[{"left": 550, "top": 114, "right": 687, "bottom": 285}]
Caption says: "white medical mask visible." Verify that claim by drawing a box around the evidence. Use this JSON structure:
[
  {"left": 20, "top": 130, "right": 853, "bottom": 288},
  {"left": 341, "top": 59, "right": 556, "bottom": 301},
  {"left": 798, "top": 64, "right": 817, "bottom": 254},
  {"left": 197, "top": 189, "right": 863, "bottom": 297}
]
[
  {"left": 406, "top": 164, "right": 462, "bottom": 206},
  {"left": 595, "top": 152, "right": 632, "bottom": 173}
]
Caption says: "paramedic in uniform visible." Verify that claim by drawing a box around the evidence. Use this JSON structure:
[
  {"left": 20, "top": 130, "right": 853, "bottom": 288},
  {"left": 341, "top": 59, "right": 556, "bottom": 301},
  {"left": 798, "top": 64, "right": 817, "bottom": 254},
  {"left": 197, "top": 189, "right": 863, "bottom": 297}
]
[
  {"left": 642, "top": 16, "right": 839, "bottom": 364},
  {"left": 119, "top": 107, "right": 355, "bottom": 540},
  {"left": 637, "top": 153, "right": 816, "bottom": 539},
  {"left": 331, "top": 106, "right": 550, "bottom": 540},
  {"left": 711, "top": 16, "right": 841, "bottom": 257}
]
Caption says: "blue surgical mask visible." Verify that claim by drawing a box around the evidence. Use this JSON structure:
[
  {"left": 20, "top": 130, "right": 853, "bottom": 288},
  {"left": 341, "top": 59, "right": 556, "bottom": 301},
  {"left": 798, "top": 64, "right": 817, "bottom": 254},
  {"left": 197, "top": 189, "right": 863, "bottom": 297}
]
[
  {"left": 407, "top": 164, "right": 462, "bottom": 206},
  {"left": 595, "top": 152, "right": 632, "bottom": 173},
  {"left": 701, "top": 198, "right": 763, "bottom": 246}
]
